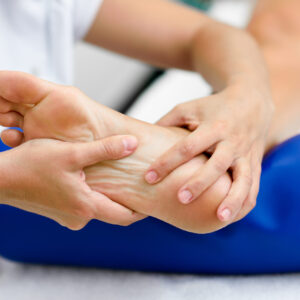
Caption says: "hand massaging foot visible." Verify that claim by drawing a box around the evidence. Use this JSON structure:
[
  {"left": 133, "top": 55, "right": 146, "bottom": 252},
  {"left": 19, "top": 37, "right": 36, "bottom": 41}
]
[
  {"left": 2, "top": 0, "right": 300, "bottom": 274},
  {"left": 0, "top": 72, "right": 231, "bottom": 233}
]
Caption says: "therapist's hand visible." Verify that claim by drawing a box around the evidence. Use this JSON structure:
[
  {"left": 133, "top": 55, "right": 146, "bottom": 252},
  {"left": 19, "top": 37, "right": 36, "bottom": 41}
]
[
  {"left": 145, "top": 83, "right": 273, "bottom": 223},
  {"left": 0, "top": 135, "right": 144, "bottom": 230}
]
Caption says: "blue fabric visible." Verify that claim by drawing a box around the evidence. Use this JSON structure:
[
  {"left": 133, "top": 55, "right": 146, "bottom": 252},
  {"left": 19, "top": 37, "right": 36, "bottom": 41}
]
[{"left": 0, "top": 135, "right": 300, "bottom": 274}]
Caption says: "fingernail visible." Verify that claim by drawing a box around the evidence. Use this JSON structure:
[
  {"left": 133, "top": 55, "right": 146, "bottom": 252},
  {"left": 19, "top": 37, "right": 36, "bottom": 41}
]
[
  {"left": 178, "top": 189, "right": 193, "bottom": 204},
  {"left": 123, "top": 136, "right": 138, "bottom": 152},
  {"left": 145, "top": 171, "right": 158, "bottom": 184},
  {"left": 220, "top": 208, "right": 232, "bottom": 222}
]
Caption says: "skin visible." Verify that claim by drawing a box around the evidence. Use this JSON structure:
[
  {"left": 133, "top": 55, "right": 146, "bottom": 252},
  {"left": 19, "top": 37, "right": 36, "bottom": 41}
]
[
  {"left": 1, "top": 17, "right": 299, "bottom": 232},
  {"left": 0, "top": 0, "right": 295, "bottom": 232},
  {"left": 0, "top": 0, "right": 272, "bottom": 230},
  {"left": 0, "top": 71, "right": 232, "bottom": 234},
  {"left": 1, "top": 0, "right": 299, "bottom": 233},
  {"left": 1, "top": 0, "right": 300, "bottom": 232},
  {"left": 85, "top": 0, "right": 274, "bottom": 223},
  {"left": 0, "top": 136, "right": 144, "bottom": 230}
]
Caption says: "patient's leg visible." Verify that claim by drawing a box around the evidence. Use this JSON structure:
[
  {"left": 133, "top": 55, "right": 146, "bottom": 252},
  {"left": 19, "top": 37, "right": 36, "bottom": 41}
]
[{"left": 0, "top": 72, "right": 231, "bottom": 233}]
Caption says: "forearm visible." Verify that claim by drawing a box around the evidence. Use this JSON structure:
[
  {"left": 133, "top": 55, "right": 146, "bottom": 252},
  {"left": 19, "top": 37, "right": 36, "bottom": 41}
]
[
  {"left": 190, "top": 21, "right": 270, "bottom": 92},
  {"left": 86, "top": 0, "right": 270, "bottom": 94},
  {"left": 247, "top": 0, "right": 300, "bottom": 151}
]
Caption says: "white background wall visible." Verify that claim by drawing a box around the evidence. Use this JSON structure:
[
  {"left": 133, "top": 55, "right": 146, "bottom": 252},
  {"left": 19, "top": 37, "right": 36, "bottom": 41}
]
[{"left": 74, "top": 42, "right": 153, "bottom": 110}]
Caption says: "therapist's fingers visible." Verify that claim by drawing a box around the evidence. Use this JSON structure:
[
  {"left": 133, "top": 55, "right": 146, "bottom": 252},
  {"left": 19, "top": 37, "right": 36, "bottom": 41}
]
[
  {"left": 0, "top": 71, "right": 54, "bottom": 104},
  {"left": 0, "top": 111, "right": 23, "bottom": 128},
  {"left": 1, "top": 129, "right": 24, "bottom": 147},
  {"left": 0, "top": 96, "right": 30, "bottom": 116},
  {"left": 177, "top": 142, "right": 234, "bottom": 204},
  {"left": 89, "top": 190, "right": 146, "bottom": 226},
  {"left": 217, "top": 159, "right": 253, "bottom": 222},
  {"left": 0, "top": 96, "right": 13, "bottom": 113},
  {"left": 233, "top": 160, "right": 261, "bottom": 222},
  {"left": 69, "top": 135, "right": 139, "bottom": 169},
  {"left": 145, "top": 126, "right": 219, "bottom": 184}
]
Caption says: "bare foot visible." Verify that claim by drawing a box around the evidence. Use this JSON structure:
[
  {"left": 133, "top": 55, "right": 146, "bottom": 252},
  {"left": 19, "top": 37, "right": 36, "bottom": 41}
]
[{"left": 0, "top": 71, "right": 231, "bottom": 233}]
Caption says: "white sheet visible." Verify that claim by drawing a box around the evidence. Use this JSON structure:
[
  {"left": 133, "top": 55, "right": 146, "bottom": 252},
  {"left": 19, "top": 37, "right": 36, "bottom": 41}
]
[{"left": 1, "top": 257, "right": 300, "bottom": 300}]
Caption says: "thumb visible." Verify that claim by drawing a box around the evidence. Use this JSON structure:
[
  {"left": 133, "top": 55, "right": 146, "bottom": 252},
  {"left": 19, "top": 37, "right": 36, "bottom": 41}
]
[
  {"left": 70, "top": 135, "right": 138, "bottom": 168},
  {"left": 89, "top": 190, "right": 146, "bottom": 226}
]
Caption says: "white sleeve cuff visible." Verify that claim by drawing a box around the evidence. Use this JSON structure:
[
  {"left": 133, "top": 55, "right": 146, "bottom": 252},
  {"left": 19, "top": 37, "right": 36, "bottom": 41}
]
[{"left": 73, "top": 0, "right": 103, "bottom": 41}]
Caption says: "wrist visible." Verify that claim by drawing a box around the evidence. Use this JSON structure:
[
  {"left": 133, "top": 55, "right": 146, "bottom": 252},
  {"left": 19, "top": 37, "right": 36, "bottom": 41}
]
[
  {"left": 224, "top": 81, "right": 274, "bottom": 137},
  {"left": 228, "top": 70, "right": 270, "bottom": 91},
  {"left": 226, "top": 77, "right": 274, "bottom": 109}
]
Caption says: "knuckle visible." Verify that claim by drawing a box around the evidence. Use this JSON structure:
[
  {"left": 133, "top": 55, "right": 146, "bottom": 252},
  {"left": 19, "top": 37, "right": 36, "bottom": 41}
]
[
  {"left": 243, "top": 173, "right": 253, "bottom": 187},
  {"left": 213, "top": 120, "right": 228, "bottom": 132},
  {"left": 213, "top": 157, "right": 228, "bottom": 173},
  {"left": 231, "top": 132, "right": 243, "bottom": 143},
  {"left": 189, "top": 179, "right": 206, "bottom": 195},
  {"left": 179, "top": 141, "right": 195, "bottom": 157},
  {"left": 227, "top": 193, "right": 244, "bottom": 208},
  {"left": 178, "top": 115, "right": 188, "bottom": 124},
  {"left": 171, "top": 104, "right": 188, "bottom": 123},
  {"left": 226, "top": 198, "right": 239, "bottom": 210},
  {"left": 101, "top": 140, "right": 117, "bottom": 157},
  {"left": 235, "top": 191, "right": 247, "bottom": 205},
  {"left": 67, "top": 148, "right": 81, "bottom": 165},
  {"left": 156, "top": 158, "right": 170, "bottom": 171}
]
